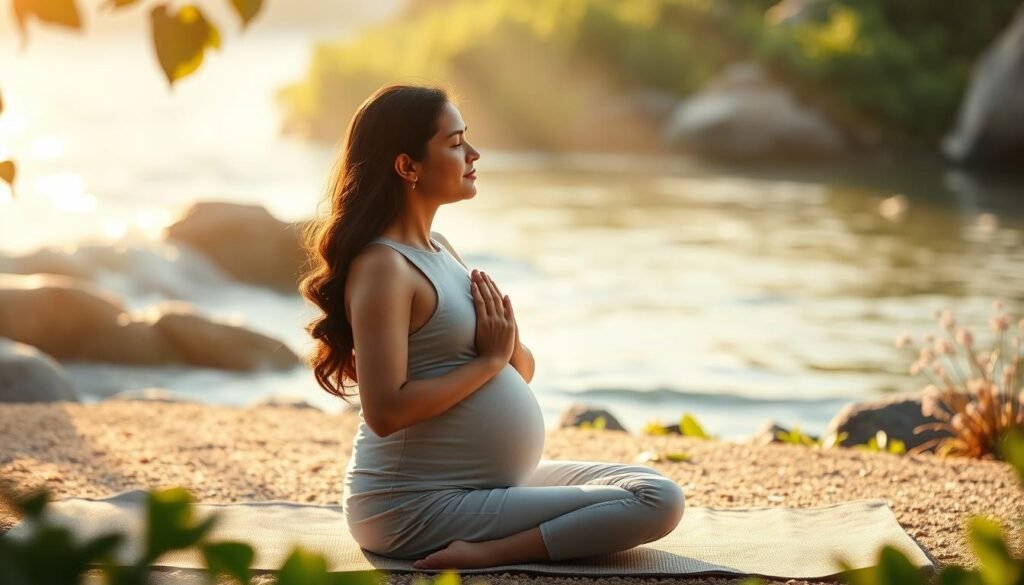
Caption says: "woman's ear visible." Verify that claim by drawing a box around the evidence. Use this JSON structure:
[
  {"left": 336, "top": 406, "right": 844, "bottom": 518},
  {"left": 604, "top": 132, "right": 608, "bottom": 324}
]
[{"left": 393, "top": 153, "right": 418, "bottom": 184}]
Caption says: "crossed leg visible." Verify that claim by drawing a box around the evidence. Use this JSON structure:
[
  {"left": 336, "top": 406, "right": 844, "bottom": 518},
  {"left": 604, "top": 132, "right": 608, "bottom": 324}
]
[{"left": 408, "top": 459, "right": 685, "bottom": 569}]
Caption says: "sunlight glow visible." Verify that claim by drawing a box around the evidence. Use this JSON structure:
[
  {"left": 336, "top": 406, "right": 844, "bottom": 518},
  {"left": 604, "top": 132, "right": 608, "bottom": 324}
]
[
  {"left": 34, "top": 173, "right": 96, "bottom": 213},
  {"left": 135, "top": 208, "right": 174, "bottom": 240},
  {"left": 102, "top": 219, "right": 128, "bottom": 241},
  {"left": 30, "top": 136, "right": 65, "bottom": 160}
]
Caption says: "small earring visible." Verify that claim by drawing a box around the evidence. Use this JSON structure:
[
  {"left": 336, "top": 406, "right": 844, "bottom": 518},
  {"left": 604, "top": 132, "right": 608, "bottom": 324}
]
[{"left": 412, "top": 179, "right": 418, "bottom": 190}]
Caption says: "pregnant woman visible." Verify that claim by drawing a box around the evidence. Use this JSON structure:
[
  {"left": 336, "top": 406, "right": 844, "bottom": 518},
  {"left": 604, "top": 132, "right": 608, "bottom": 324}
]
[{"left": 299, "top": 84, "right": 685, "bottom": 570}]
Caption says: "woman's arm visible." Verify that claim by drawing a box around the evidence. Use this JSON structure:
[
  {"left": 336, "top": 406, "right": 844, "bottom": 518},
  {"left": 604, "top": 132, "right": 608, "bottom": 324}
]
[
  {"left": 432, "top": 231, "right": 536, "bottom": 383},
  {"left": 348, "top": 246, "right": 506, "bottom": 438}
]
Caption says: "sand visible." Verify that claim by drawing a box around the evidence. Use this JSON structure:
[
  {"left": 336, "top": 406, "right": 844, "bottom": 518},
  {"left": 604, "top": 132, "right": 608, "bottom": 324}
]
[{"left": 1, "top": 401, "right": 1022, "bottom": 585}]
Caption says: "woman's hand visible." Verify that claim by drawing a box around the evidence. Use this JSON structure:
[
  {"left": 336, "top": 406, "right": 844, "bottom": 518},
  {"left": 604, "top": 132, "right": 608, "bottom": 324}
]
[{"left": 471, "top": 268, "right": 516, "bottom": 364}]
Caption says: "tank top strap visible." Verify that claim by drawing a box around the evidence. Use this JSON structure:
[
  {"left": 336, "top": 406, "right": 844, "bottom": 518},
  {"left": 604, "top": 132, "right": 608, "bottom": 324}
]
[{"left": 366, "top": 235, "right": 449, "bottom": 316}]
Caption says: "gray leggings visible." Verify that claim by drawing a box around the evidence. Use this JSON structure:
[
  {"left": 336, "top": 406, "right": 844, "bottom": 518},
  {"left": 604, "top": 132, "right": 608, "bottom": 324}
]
[{"left": 355, "top": 460, "right": 686, "bottom": 561}]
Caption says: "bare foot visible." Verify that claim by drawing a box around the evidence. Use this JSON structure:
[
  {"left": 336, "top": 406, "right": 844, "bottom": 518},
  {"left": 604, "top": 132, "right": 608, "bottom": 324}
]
[{"left": 412, "top": 539, "right": 498, "bottom": 570}]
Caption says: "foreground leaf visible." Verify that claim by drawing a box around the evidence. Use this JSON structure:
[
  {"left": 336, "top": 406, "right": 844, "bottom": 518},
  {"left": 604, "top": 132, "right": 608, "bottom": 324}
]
[
  {"left": 968, "top": 517, "right": 1020, "bottom": 585},
  {"left": 229, "top": 0, "right": 263, "bottom": 28},
  {"left": 0, "top": 161, "right": 15, "bottom": 196},
  {"left": 145, "top": 487, "right": 218, "bottom": 562},
  {"left": 102, "top": 0, "right": 141, "bottom": 9},
  {"left": 997, "top": 428, "right": 1024, "bottom": 486},
  {"left": 12, "top": 0, "right": 81, "bottom": 41},
  {"left": 277, "top": 547, "right": 329, "bottom": 585},
  {"left": 150, "top": 4, "right": 222, "bottom": 87},
  {"left": 202, "top": 541, "right": 255, "bottom": 585}
]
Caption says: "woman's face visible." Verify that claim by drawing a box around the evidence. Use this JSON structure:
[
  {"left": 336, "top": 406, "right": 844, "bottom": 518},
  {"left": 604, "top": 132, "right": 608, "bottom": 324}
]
[{"left": 415, "top": 102, "right": 480, "bottom": 201}]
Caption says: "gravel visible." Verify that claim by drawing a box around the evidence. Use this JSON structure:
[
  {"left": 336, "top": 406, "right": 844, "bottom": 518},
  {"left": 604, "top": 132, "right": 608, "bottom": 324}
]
[{"left": 1, "top": 402, "right": 1022, "bottom": 585}]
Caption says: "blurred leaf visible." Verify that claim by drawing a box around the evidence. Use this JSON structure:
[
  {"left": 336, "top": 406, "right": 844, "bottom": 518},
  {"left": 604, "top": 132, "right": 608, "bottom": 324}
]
[
  {"left": 144, "top": 487, "right": 218, "bottom": 562},
  {"left": 327, "top": 570, "right": 381, "bottom": 585},
  {"left": 643, "top": 420, "right": 667, "bottom": 435},
  {"left": 665, "top": 452, "right": 690, "bottom": 462},
  {"left": 996, "top": 428, "right": 1024, "bottom": 486},
  {"left": 277, "top": 547, "right": 330, "bottom": 585},
  {"left": 0, "top": 161, "right": 15, "bottom": 196},
  {"left": 888, "top": 438, "right": 906, "bottom": 455},
  {"left": 228, "top": 0, "right": 262, "bottom": 29},
  {"left": 150, "top": 4, "right": 222, "bottom": 87},
  {"left": 680, "top": 413, "right": 710, "bottom": 439},
  {"left": 79, "top": 532, "right": 126, "bottom": 565},
  {"left": 428, "top": 573, "right": 462, "bottom": 585},
  {"left": 12, "top": 0, "right": 82, "bottom": 41},
  {"left": 202, "top": 541, "right": 254, "bottom": 585},
  {"left": 593, "top": 415, "right": 607, "bottom": 430},
  {"left": 875, "top": 545, "right": 926, "bottom": 584},
  {"left": 103, "top": 0, "right": 142, "bottom": 9},
  {"left": 967, "top": 517, "right": 1020, "bottom": 585},
  {"left": 102, "top": 564, "right": 148, "bottom": 585},
  {"left": 938, "top": 565, "right": 983, "bottom": 585}
]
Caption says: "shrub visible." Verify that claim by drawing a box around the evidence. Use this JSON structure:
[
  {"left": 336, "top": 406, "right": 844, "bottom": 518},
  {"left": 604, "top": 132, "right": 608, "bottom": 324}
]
[{"left": 895, "top": 302, "right": 1023, "bottom": 459}]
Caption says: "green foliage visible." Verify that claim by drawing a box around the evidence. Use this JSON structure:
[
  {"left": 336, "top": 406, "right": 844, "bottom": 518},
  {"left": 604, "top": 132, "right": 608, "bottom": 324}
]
[
  {"left": 775, "top": 425, "right": 820, "bottom": 447},
  {"left": 680, "top": 412, "right": 714, "bottom": 440},
  {"left": 724, "top": 0, "right": 1022, "bottom": 144},
  {"left": 578, "top": 415, "right": 608, "bottom": 430},
  {"left": 854, "top": 430, "right": 906, "bottom": 455},
  {"left": 836, "top": 430, "right": 1024, "bottom": 585},
  {"left": 0, "top": 481, "right": 391, "bottom": 585},
  {"left": 281, "top": 0, "right": 1019, "bottom": 147}
]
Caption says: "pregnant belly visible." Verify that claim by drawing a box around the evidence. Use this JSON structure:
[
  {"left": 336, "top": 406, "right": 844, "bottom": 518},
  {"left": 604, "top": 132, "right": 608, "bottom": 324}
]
[{"left": 398, "top": 364, "right": 546, "bottom": 488}]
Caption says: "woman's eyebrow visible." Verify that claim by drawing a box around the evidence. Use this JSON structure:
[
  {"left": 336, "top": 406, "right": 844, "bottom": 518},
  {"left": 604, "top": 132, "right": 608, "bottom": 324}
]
[{"left": 445, "top": 126, "right": 467, "bottom": 138}]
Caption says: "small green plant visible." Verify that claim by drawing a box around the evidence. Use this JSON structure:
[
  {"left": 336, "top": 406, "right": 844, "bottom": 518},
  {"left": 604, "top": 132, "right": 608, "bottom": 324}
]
[
  {"left": 643, "top": 419, "right": 669, "bottom": 435},
  {"left": 642, "top": 412, "right": 717, "bottom": 439},
  {"left": 853, "top": 430, "right": 907, "bottom": 455},
  {"left": 836, "top": 428, "right": 1024, "bottom": 585},
  {"left": 578, "top": 415, "right": 607, "bottom": 430}
]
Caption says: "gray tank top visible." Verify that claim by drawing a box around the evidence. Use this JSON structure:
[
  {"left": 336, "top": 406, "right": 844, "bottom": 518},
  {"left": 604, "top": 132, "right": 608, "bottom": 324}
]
[{"left": 342, "top": 234, "right": 546, "bottom": 522}]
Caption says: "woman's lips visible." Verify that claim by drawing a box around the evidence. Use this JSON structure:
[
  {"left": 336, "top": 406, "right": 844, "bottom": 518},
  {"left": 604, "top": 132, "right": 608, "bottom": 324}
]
[{"left": 464, "top": 171, "right": 477, "bottom": 179}]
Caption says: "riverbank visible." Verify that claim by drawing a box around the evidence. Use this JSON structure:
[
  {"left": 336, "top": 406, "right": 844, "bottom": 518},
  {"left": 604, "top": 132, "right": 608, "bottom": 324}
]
[{"left": 1, "top": 401, "right": 1022, "bottom": 585}]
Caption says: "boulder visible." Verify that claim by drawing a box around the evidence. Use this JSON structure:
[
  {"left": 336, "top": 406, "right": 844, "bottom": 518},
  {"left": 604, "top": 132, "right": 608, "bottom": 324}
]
[
  {"left": 0, "top": 275, "right": 299, "bottom": 371},
  {"left": 154, "top": 304, "right": 300, "bottom": 371},
  {"left": 663, "top": 62, "right": 846, "bottom": 160},
  {"left": 0, "top": 273, "right": 176, "bottom": 365},
  {"left": 557, "top": 403, "right": 629, "bottom": 433},
  {"left": 0, "top": 338, "right": 78, "bottom": 403},
  {"left": 163, "top": 202, "right": 310, "bottom": 292},
  {"left": 825, "top": 391, "right": 953, "bottom": 451},
  {"left": 942, "top": 2, "right": 1024, "bottom": 165}
]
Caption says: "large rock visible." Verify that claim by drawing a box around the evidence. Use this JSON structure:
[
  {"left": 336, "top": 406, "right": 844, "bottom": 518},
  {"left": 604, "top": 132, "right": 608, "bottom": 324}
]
[
  {"left": 664, "top": 62, "right": 846, "bottom": 160},
  {"left": 942, "top": 3, "right": 1024, "bottom": 165},
  {"left": 557, "top": 403, "right": 629, "bottom": 433},
  {"left": 153, "top": 303, "right": 300, "bottom": 371},
  {"left": 825, "top": 392, "right": 953, "bottom": 451},
  {"left": 0, "top": 274, "right": 299, "bottom": 371},
  {"left": 0, "top": 338, "right": 78, "bottom": 403},
  {"left": 164, "top": 202, "right": 310, "bottom": 292}
]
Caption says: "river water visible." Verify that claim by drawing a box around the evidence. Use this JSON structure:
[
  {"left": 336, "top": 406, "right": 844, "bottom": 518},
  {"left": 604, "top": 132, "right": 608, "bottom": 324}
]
[{"left": 1, "top": 18, "right": 1022, "bottom": 440}]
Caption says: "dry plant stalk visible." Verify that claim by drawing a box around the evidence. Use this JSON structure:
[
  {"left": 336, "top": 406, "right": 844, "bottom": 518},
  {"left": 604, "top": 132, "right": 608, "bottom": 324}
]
[{"left": 894, "top": 301, "right": 1024, "bottom": 459}]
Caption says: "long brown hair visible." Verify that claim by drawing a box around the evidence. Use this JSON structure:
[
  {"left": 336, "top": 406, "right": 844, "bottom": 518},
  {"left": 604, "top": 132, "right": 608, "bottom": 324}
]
[{"left": 300, "top": 84, "right": 451, "bottom": 403}]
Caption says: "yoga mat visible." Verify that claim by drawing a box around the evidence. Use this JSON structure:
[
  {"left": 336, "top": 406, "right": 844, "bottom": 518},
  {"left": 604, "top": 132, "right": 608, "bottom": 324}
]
[{"left": 5, "top": 490, "right": 934, "bottom": 579}]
